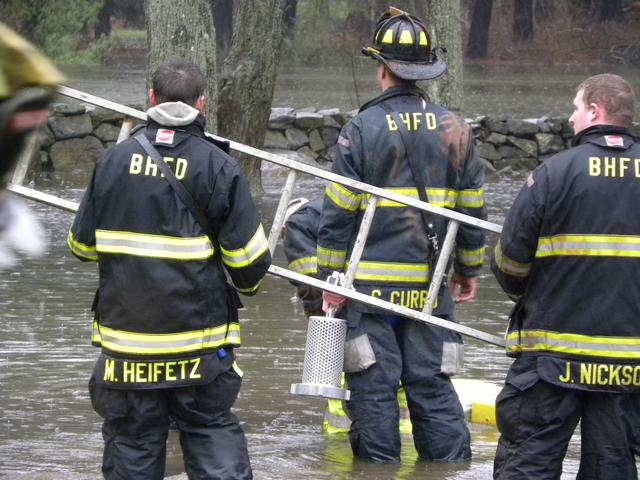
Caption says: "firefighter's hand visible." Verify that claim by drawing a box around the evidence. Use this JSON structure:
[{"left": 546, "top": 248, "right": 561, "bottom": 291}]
[
  {"left": 449, "top": 273, "right": 477, "bottom": 304},
  {"left": 322, "top": 290, "right": 346, "bottom": 313}
]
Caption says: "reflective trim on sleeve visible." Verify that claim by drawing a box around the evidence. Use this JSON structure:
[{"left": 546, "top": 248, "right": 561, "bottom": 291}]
[
  {"left": 220, "top": 224, "right": 269, "bottom": 268},
  {"left": 67, "top": 229, "right": 98, "bottom": 261},
  {"left": 234, "top": 279, "right": 262, "bottom": 294},
  {"left": 354, "top": 261, "right": 429, "bottom": 283},
  {"left": 326, "top": 182, "right": 361, "bottom": 212},
  {"left": 536, "top": 234, "right": 640, "bottom": 258},
  {"left": 456, "top": 246, "right": 485, "bottom": 267},
  {"left": 506, "top": 329, "right": 640, "bottom": 359},
  {"left": 92, "top": 322, "right": 241, "bottom": 355},
  {"left": 317, "top": 245, "right": 347, "bottom": 269},
  {"left": 95, "top": 230, "right": 214, "bottom": 260},
  {"left": 360, "top": 187, "right": 457, "bottom": 209},
  {"left": 494, "top": 243, "right": 532, "bottom": 277},
  {"left": 427, "top": 188, "right": 458, "bottom": 208},
  {"left": 457, "top": 188, "right": 484, "bottom": 208},
  {"left": 288, "top": 256, "right": 318, "bottom": 275}
]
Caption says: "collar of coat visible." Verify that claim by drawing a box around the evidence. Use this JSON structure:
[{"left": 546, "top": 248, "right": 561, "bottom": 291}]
[
  {"left": 359, "top": 85, "right": 430, "bottom": 113},
  {"left": 572, "top": 124, "right": 637, "bottom": 149}
]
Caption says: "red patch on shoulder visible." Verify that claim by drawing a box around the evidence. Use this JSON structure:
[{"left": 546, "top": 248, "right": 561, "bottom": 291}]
[
  {"left": 156, "top": 129, "right": 175, "bottom": 144},
  {"left": 604, "top": 135, "right": 624, "bottom": 147}
]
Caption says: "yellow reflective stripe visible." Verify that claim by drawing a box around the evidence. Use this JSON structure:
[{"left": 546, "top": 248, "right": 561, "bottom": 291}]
[
  {"left": 494, "top": 243, "right": 532, "bottom": 277},
  {"left": 457, "top": 188, "right": 484, "bottom": 208},
  {"left": 398, "top": 29, "right": 413, "bottom": 44},
  {"left": 232, "top": 361, "right": 244, "bottom": 377},
  {"left": 506, "top": 329, "right": 640, "bottom": 359},
  {"left": 381, "top": 28, "right": 394, "bottom": 44},
  {"left": 536, "top": 234, "right": 640, "bottom": 258},
  {"left": 354, "top": 261, "right": 429, "bottom": 283},
  {"left": 288, "top": 256, "right": 318, "bottom": 275},
  {"left": 419, "top": 31, "right": 428, "bottom": 46},
  {"left": 220, "top": 225, "right": 269, "bottom": 268},
  {"left": 96, "top": 229, "right": 214, "bottom": 260},
  {"left": 92, "top": 323, "right": 241, "bottom": 355},
  {"left": 67, "top": 229, "right": 98, "bottom": 261},
  {"left": 326, "top": 182, "right": 361, "bottom": 212},
  {"left": 234, "top": 279, "right": 262, "bottom": 294},
  {"left": 456, "top": 246, "right": 485, "bottom": 266},
  {"left": 360, "top": 187, "right": 457, "bottom": 208},
  {"left": 317, "top": 245, "right": 346, "bottom": 269}
]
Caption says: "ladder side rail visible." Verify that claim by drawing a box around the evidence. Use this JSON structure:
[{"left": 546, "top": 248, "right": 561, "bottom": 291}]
[
  {"left": 267, "top": 169, "right": 298, "bottom": 256},
  {"left": 7, "top": 184, "right": 79, "bottom": 212},
  {"left": 57, "top": 86, "right": 146, "bottom": 121},
  {"left": 55, "top": 86, "right": 502, "bottom": 235},
  {"left": 423, "top": 220, "right": 460, "bottom": 315},
  {"left": 342, "top": 195, "right": 377, "bottom": 289},
  {"left": 270, "top": 264, "right": 506, "bottom": 347}
]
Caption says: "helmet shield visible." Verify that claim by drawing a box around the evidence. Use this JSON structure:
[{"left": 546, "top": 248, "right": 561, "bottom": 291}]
[{"left": 362, "top": 7, "right": 446, "bottom": 81}]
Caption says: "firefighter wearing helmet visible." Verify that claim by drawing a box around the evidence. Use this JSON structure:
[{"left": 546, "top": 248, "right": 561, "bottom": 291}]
[{"left": 317, "top": 8, "right": 486, "bottom": 463}]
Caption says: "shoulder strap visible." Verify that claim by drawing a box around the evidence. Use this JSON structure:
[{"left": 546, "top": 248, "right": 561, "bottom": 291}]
[
  {"left": 134, "top": 133, "right": 217, "bottom": 243},
  {"left": 377, "top": 101, "right": 440, "bottom": 262}
]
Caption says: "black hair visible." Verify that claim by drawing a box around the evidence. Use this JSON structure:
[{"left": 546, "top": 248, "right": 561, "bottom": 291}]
[{"left": 151, "top": 58, "right": 206, "bottom": 107}]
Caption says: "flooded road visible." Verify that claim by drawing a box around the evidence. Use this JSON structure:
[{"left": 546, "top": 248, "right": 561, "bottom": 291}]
[{"left": 1, "top": 166, "right": 585, "bottom": 479}]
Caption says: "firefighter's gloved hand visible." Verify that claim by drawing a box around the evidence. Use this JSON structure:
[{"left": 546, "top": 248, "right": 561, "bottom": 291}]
[
  {"left": 322, "top": 290, "right": 345, "bottom": 313},
  {"left": 449, "top": 272, "right": 477, "bottom": 304},
  {"left": 0, "top": 193, "right": 46, "bottom": 270}
]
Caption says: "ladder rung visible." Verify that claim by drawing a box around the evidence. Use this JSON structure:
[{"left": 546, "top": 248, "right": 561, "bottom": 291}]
[
  {"left": 342, "top": 194, "right": 377, "bottom": 290},
  {"left": 423, "top": 220, "right": 460, "bottom": 315}
]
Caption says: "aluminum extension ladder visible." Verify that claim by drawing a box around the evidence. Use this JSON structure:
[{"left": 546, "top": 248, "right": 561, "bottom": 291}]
[{"left": 7, "top": 86, "right": 506, "bottom": 347}]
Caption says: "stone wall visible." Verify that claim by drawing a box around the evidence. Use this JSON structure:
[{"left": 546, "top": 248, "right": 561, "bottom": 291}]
[{"left": 32, "top": 103, "right": 640, "bottom": 183}]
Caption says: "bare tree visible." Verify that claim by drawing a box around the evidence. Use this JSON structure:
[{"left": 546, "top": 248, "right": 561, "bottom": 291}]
[
  {"left": 466, "top": 0, "right": 493, "bottom": 59},
  {"left": 418, "top": 0, "right": 464, "bottom": 112},
  {"left": 513, "top": 0, "right": 534, "bottom": 42},
  {"left": 591, "top": 0, "right": 623, "bottom": 22},
  {"left": 216, "top": 0, "right": 287, "bottom": 192},
  {"left": 145, "top": 0, "right": 218, "bottom": 132},
  {"left": 212, "top": 0, "right": 234, "bottom": 51}
]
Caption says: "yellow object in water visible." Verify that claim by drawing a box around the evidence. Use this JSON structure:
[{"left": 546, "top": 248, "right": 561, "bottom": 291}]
[{"left": 452, "top": 378, "right": 502, "bottom": 426}]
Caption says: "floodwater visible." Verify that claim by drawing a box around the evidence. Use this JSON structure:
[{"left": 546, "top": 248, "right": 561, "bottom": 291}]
[
  {"left": 1, "top": 169, "right": 585, "bottom": 480},
  {"left": 4, "top": 60, "right": 638, "bottom": 478}
]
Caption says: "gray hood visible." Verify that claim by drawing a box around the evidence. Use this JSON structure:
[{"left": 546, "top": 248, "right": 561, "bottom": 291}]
[{"left": 147, "top": 102, "right": 200, "bottom": 127}]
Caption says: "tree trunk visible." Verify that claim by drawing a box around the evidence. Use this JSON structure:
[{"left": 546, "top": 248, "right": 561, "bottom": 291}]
[
  {"left": 145, "top": 0, "right": 217, "bottom": 132},
  {"left": 535, "top": 0, "right": 555, "bottom": 21},
  {"left": 212, "top": 0, "right": 234, "bottom": 51},
  {"left": 95, "top": 0, "right": 113, "bottom": 38},
  {"left": 513, "top": 0, "right": 534, "bottom": 43},
  {"left": 466, "top": 0, "right": 493, "bottom": 59},
  {"left": 283, "top": 0, "right": 297, "bottom": 36},
  {"left": 592, "top": 0, "right": 623, "bottom": 22},
  {"left": 420, "top": 0, "right": 464, "bottom": 112},
  {"left": 217, "top": 0, "right": 286, "bottom": 193}
]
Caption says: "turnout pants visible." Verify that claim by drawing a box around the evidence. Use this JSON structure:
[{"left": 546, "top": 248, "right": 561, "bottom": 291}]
[
  {"left": 89, "top": 360, "right": 251, "bottom": 480},
  {"left": 494, "top": 356, "right": 640, "bottom": 480},
  {"left": 344, "top": 310, "right": 470, "bottom": 463}
]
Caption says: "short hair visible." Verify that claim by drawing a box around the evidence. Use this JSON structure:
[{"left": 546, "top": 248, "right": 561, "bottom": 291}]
[
  {"left": 577, "top": 74, "right": 636, "bottom": 128},
  {"left": 378, "top": 61, "right": 417, "bottom": 88},
  {"left": 151, "top": 59, "right": 206, "bottom": 107}
]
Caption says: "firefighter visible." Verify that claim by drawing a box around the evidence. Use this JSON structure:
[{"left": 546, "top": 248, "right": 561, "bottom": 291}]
[
  {"left": 317, "top": 8, "right": 486, "bottom": 463},
  {"left": 0, "top": 22, "right": 65, "bottom": 269},
  {"left": 282, "top": 197, "right": 413, "bottom": 435},
  {"left": 68, "top": 59, "right": 271, "bottom": 480},
  {"left": 491, "top": 74, "right": 640, "bottom": 479}
]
